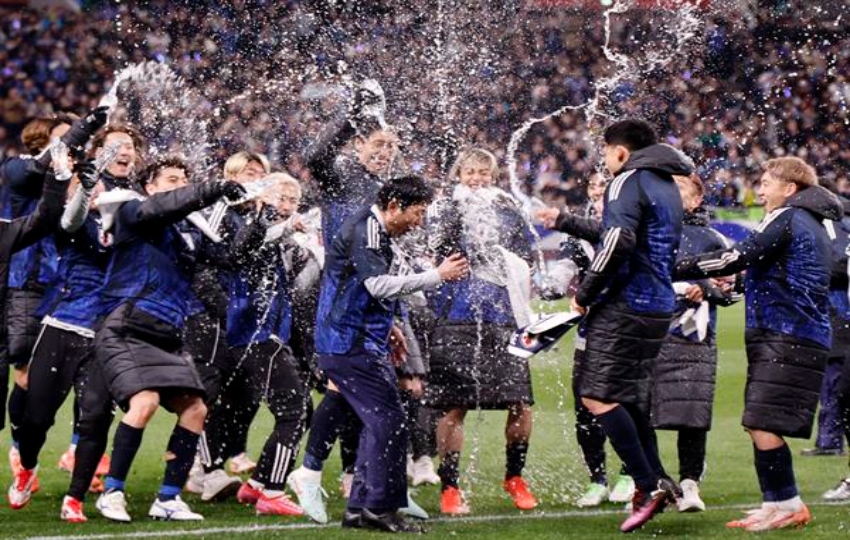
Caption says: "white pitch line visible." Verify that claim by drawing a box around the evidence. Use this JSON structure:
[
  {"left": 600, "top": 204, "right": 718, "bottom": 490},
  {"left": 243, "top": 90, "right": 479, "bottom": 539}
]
[{"left": 28, "top": 501, "right": 850, "bottom": 540}]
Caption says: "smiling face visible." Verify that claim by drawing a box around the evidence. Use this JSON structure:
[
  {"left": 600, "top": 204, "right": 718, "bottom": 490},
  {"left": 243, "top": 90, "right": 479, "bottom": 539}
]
[
  {"left": 355, "top": 129, "right": 399, "bottom": 176},
  {"left": 458, "top": 157, "right": 494, "bottom": 190},
  {"left": 232, "top": 160, "right": 267, "bottom": 184},
  {"left": 100, "top": 131, "right": 137, "bottom": 179},
  {"left": 385, "top": 200, "right": 429, "bottom": 237},
  {"left": 145, "top": 166, "right": 188, "bottom": 196},
  {"left": 757, "top": 171, "right": 797, "bottom": 213}
]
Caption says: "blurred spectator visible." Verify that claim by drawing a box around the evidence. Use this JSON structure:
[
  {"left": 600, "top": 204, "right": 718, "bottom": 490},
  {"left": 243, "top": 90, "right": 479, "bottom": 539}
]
[{"left": 0, "top": 1, "right": 846, "bottom": 211}]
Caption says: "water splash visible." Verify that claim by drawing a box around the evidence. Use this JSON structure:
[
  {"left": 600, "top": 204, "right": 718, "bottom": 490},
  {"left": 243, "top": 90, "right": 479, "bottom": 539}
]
[{"left": 103, "top": 61, "right": 215, "bottom": 180}]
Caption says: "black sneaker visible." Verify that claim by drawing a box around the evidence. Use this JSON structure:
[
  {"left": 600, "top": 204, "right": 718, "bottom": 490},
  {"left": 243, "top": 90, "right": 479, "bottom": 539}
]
[
  {"left": 801, "top": 447, "right": 845, "bottom": 457},
  {"left": 658, "top": 477, "right": 682, "bottom": 503},
  {"left": 361, "top": 508, "right": 426, "bottom": 534},
  {"left": 342, "top": 510, "right": 363, "bottom": 529}
]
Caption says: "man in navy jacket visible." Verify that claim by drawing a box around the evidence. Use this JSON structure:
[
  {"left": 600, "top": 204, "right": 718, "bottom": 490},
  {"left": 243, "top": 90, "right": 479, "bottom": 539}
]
[{"left": 676, "top": 157, "right": 841, "bottom": 531}]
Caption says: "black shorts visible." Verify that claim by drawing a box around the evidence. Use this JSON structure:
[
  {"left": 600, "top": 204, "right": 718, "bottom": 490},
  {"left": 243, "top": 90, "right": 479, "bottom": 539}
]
[
  {"left": 95, "top": 303, "right": 205, "bottom": 408},
  {"left": 743, "top": 329, "right": 828, "bottom": 439},
  {"left": 574, "top": 303, "right": 671, "bottom": 406}
]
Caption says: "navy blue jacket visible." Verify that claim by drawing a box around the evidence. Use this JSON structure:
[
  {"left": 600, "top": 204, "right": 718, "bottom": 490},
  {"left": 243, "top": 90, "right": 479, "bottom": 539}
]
[
  {"left": 100, "top": 184, "right": 228, "bottom": 330},
  {"left": 221, "top": 206, "right": 293, "bottom": 348},
  {"left": 676, "top": 185, "right": 843, "bottom": 349},
  {"left": 671, "top": 208, "right": 737, "bottom": 343},
  {"left": 575, "top": 144, "right": 691, "bottom": 313},
  {"left": 0, "top": 118, "right": 102, "bottom": 291},
  {"left": 0, "top": 158, "right": 57, "bottom": 290},
  {"left": 315, "top": 206, "right": 396, "bottom": 357},
  {"left": 428, "top": 194, "right": 534, "bottom": 325},
  {"left": 37, "top": 213, "right": 112, "bottom": 331},
  {"left": 824, "top": 199, "right": 850, "bottom": 321}
]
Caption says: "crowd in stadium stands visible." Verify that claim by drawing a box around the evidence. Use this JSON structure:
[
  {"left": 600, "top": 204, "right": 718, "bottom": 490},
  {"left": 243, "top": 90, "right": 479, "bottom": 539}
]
[{"left": 0, "top": 1, "right": 848, "bottom": 210}]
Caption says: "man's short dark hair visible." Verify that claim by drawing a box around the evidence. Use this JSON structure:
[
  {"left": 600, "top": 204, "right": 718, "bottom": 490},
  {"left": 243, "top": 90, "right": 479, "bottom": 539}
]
[
  {"left": 377, "top": 176, "right": 434, "bottom": 210},
  {"left": 140, "top": 156, "right": 190, "bottom": 188},
  {"left": 603, "top": 119, "right": 658, "bottom": 151}
]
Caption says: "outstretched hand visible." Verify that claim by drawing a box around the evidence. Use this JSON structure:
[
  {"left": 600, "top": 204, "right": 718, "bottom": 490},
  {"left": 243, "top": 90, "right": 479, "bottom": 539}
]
[
  {"left": 535, "top": 207, "right": 560, "bottom": 229},
  {"left": 437, "top": 253, "right": 470, "bottom": 282}
]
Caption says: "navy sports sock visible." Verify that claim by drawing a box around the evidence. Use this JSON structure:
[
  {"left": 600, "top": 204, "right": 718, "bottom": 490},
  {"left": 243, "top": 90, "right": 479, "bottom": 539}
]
[
  {"left": 439, "top": 451, "right": 461, "bottom": 489},
  {"left": 505, "top": 441, "right": 529, "bottom": 479},
  {"left": 105, "top": 422, "right": 144, "bottom": 491},
  {"left": 159, "top": 425, "right": 201, "bottom": 501},
  {"left": 754, "top": 443, "right": 798, "bottom": 502},
  {"left": 594, "top": 405, "right": 657, "bottom": 493}
]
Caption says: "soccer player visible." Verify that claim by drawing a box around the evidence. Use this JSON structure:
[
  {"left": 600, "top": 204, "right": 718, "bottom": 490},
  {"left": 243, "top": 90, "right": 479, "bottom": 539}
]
[
  {"left": 93, "top": 158, "right": 245, "bottom": 522},
  {"left": 539, "top": 118, "right": 692, "bottom": 532},
  {"left": 425, "top": 148, "right": 539, "bottom": 514},
  {"left": 315, "top": 176, "right": 468, "bottom": 533},
  {"left": 676, "top": 157, "right": 840, "bottom": 531}
]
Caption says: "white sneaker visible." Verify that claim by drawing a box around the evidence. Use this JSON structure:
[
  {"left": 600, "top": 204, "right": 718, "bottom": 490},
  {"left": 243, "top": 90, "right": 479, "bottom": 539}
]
[
  {"left": 824, "top": 477, "right": 850, "bottom": 501},
  {"left": 227, "top": 452, "right": 257, "bottom": 475},
  {"left": 406, "top": 454, "right": 415, "bottom": 482},
  {"left": 286, "top": 466, "right": 328, "bottom": 524},
  {"left": 576, "top": 482, "right": 609, "bottom": 508},
  {"left": 609, "top": 475, "right": 635, "bottom": 503},
  {"left": 97, "top": 490, "right": 132, "bottom": 522},
  {"left": 400, "top": 492, "right": 429, "bottom": 520},
  {"left": 411, "top": 456, "right": 440, "bottom": 487},
  {"left": 201, "top": 469, "right": 241, "bottom": 502},
  {"left": 340, "top": 471, "right": 354, "bottom": 499},
  {"left": 149, "top": 495, "right": 204, "bottom": 521},
  {"left": 184, "top": 458, "right": 205, "bottom": 495},
  {"left": 677, "top": 479, "right": 706, "bottom": 512}
]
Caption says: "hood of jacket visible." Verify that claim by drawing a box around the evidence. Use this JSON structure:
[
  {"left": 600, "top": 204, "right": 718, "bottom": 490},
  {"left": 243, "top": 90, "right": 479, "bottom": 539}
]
[
  {"left": 621, "top": 143, "right": 694, "bottom": 177},
  {"left": 785, "top": 184, "right": 844, "bottom": 221}
]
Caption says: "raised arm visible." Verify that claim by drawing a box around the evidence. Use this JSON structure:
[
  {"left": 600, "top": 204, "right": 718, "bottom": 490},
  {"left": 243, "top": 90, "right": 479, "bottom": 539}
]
[
  {"left": 8, "top": 171, "right": 69, "bottom": 252},
  {"left": 303, "top": 115, "right": 356, "bottom": 192},
  {"left": 121, "top": 181, "right": 245, "bottom": 230}
]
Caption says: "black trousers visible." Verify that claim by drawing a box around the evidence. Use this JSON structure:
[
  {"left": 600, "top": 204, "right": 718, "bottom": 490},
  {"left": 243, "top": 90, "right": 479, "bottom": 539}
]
[
  {"left": 200, "top": 351, "right": 261, "bottom": 472},
  {"left": 18, "top": 325, "right": 94, "bottom": 470},
  {"left": 67, "top": 351, "right": 115, "bottom": 501},
  {"left": 228, "top": 340, "right": 308, "bottom": 489}
]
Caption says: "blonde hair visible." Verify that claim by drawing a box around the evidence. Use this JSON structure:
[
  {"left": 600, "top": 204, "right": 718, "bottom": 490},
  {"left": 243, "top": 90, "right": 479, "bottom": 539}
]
[
  {"left": 763, "top": 157, "right": 817, "bottom": 188},
  {"left": 223, "top": 151, "right": 271, "bottom": 180},
  {"left": 448, "top": 148, "right": 499, "bottom": 184},
  {"left": 265, "top": 172, "right": 302, "bottom": 199}
]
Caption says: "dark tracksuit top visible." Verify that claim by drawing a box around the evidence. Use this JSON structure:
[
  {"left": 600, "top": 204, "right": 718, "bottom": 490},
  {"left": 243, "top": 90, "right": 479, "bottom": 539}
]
[{"left": 676, "top": 184, "right": 843, "bottom": 438}]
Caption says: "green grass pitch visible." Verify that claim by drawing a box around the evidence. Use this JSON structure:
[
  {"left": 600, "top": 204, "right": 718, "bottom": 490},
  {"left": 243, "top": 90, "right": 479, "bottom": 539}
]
[{"left": 4, "top": 302, "right": 850, "bottom": 538}]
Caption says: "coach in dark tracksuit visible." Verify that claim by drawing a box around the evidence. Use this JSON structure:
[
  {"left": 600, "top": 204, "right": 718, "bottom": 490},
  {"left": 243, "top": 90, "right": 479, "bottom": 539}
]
[
  {"left": 301, "top": 108, "right": 400, "bottom": 485},
  {"left": 540, "top": 119, "right": 690, "bottom": 532},
  {"left": 677, "top": 157, "right": 840, "bottom": 532},
  {"left": 315, "top": 177, "right": 467, "bottom": 533}
]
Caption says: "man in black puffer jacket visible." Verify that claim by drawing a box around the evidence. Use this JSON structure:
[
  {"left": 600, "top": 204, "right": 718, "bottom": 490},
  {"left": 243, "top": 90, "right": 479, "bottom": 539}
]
[
  {"left": 538, "top": 118, "right": 691, "bottom": 532},
  {"left": 676, "top": 156, "right": 841, "bottom": 532}
]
